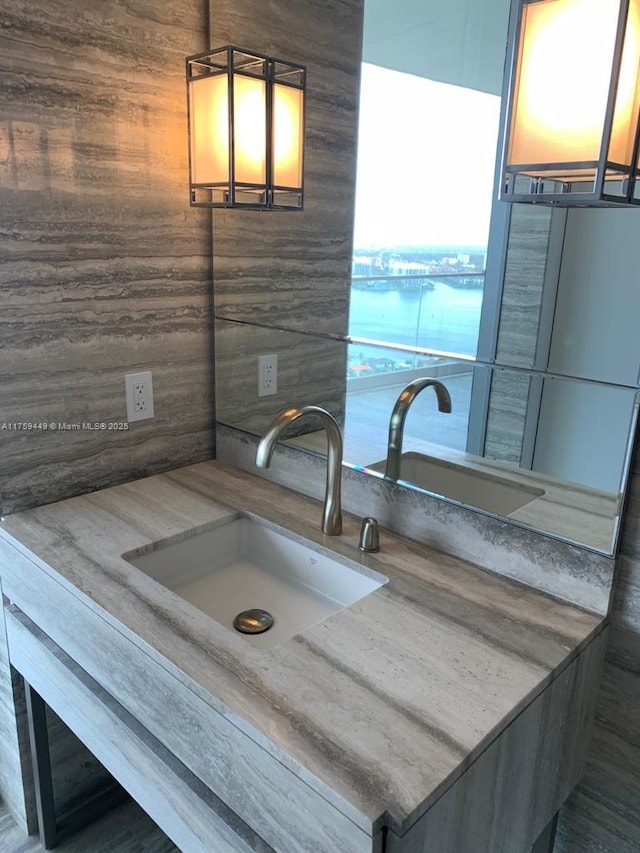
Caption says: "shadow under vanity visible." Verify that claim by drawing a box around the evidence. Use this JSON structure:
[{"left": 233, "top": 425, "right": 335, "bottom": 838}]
[{"left": 0, "top": 461, "right": 610, "bottom": 852}]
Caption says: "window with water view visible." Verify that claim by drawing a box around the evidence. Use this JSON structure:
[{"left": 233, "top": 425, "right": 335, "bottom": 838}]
[{"left": 346, "top": 63, "right": 501, "bottom": 456}]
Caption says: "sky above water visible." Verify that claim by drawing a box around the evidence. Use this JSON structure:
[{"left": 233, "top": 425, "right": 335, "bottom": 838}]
[{"left": 353, "top": 63, "right": 502, "bottom": 251}]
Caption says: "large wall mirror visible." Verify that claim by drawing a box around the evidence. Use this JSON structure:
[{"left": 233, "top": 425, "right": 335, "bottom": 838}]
[{"left": 214, "top": 0, "right": 640, "bottom": 556}]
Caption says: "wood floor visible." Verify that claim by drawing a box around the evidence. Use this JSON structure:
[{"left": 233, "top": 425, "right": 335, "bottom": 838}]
[{"left": 0, "top": 797, "right": 178, "bottom": 852}]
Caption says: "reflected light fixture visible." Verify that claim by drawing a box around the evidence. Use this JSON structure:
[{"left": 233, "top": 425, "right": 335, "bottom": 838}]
[
  {"left": 501, "top": 0, "right": 640, "bottom": 206},
  {"left": 186, "top": 46, "right": 306, "bottom": 209}
]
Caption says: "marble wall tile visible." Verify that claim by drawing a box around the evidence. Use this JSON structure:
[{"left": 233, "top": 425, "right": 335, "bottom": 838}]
[
  {"left": 616, "top": 449, "right": 640, "bottom": 563},
  {"left": 609, "top": 555, "right": 640, "bottom": 635},
  {"left": 0, "top": 0, "right": 214, "bottom": 516},
  {"left": 210, "top": 0, "right": 364, "bottom": 338}
]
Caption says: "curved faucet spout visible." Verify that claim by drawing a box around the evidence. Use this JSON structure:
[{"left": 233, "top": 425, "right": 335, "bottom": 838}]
[
  {"left": 384, "top": 379, "right": 451, "bottom": 482},
  {"left": 256, "top": 405, "right": 343, "bottom": 536}
]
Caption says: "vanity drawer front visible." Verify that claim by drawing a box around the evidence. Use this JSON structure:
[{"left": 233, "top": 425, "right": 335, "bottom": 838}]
[
  {"left": 6, "top": 606, "right": 269, "bottom": 853},
  {"left": 0, "top": 540, "right": 373, "bottom": 853}
]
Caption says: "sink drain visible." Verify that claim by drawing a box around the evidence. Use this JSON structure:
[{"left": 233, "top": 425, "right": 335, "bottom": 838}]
[{"left": 233, "top": 609, "right": 274, "bottom": 634}]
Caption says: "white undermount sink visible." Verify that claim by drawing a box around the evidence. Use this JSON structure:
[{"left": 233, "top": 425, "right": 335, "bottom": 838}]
[
  {"left": 123, "top": 515, "right": 387, "bottom": 649},
  {"left": 367, "top": 451, "right": 545, "bottom": 516}
]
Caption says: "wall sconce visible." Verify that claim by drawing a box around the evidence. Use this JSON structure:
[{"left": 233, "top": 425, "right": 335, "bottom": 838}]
[
  {"left": 186, "top": 46, "right": 306, "bottom": 210},
  {"left": 501, "top": 0, "right": 640, "bottom": 206}
]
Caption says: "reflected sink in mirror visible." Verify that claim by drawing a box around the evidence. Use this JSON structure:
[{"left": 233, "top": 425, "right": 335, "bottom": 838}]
[
  {"left": 366, "top": 452, "right": 545, "bottom": 516},
  {"left": 123, "top": 515, "right": 387, "bottom": 649}
]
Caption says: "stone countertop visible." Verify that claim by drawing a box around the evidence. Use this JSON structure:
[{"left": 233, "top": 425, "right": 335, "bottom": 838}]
[{"left": 0, "top": 461, "right": 605, "bottom": 838}]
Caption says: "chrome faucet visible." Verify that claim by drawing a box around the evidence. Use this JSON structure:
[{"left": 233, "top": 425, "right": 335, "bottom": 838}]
[
  {"left": 384, "top": 378, "right": 451, "bottom": 481},
  {"left": 256, "top": 405, "right": 343, "bottom": 536}
]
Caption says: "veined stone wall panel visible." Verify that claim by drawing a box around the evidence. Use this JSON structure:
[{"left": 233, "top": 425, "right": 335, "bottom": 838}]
[{"left": 0, "top": 0, "right": 214, "bottom": 516}]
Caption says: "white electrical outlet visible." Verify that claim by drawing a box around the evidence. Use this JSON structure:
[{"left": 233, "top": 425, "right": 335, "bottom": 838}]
[
  {"left": 258, "top": 354, "right": 278, "bottom": 397},
  {"left": 125, "top": 371, "right": 155, "bottom": 422}
]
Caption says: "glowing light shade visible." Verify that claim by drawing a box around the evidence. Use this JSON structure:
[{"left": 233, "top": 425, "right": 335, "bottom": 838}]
[
  {"left": 186, "top": 47, "right": 305, "bottom": 209},
  {"left": 501, "top": 0, "right": 640, "bottom": 206}
]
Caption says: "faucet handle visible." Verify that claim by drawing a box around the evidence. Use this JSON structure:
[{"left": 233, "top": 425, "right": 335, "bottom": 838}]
[{"left": 359, "top": 517, "right": 380, "bottom": 553}]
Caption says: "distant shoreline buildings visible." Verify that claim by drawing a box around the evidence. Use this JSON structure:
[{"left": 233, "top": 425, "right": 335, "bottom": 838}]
[{"left": 352, "top": 247, "right": 486, "bottom": 290}]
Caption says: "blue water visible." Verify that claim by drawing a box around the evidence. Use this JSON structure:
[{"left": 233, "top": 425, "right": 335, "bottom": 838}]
[{"left": 348, "top": 281, "right": 483, "bottom": 357}]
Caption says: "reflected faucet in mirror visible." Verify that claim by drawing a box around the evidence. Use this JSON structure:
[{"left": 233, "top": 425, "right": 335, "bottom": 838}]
[
  {"left": 256, "top": 405, "right": 343, "bottom": 536},
  {"left": 385, "top": 378, "right": 452, "bottom": 481}
]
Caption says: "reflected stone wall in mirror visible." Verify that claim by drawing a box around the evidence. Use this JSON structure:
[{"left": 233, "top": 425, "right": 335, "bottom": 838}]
[
  {"left": 215, "top": 320, "right": 347, "bottom": 437},
  {"left": 492, "top": 205, "right": 554, "bottom": 369},
  {"left": 493, "top": 205, "right": 640, "bottom": 381},
  {"left": 483, "top": 368, "right": 531, "bottom": 464}
]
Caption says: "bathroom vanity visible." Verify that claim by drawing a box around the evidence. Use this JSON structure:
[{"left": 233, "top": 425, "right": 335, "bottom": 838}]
[{"left": 0, "top": 461, "right": 607, "bottom": 852}]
